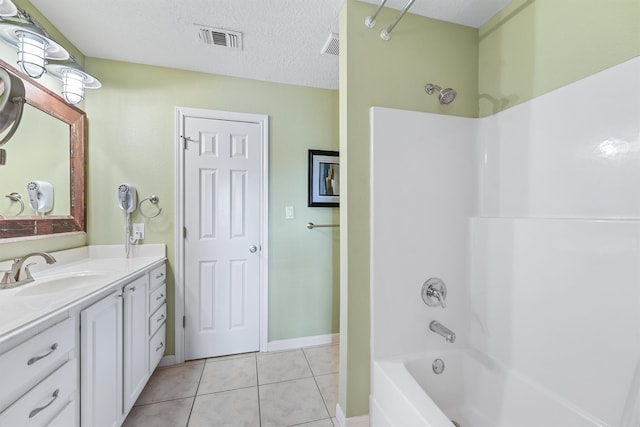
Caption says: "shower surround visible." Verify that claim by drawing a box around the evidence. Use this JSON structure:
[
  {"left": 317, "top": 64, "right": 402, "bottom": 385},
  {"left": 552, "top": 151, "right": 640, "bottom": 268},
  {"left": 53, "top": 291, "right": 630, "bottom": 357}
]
[{"left": 369, "top": 56, "right": 640, "bottom": 426}]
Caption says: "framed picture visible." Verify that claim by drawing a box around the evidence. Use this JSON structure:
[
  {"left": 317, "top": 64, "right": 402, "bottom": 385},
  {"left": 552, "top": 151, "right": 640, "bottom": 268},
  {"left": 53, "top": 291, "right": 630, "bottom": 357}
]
[{"left": 308, "top": 149, "right": 339, "bottom": 207}]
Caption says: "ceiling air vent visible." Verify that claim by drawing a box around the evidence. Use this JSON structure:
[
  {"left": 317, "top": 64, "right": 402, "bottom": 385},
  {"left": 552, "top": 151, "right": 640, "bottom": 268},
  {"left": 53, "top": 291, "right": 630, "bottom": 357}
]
[
  {"left": 321, "top": 33, "right": 339, "bottom": 56},
  {"left": 197, "top": 26, "right": 243, "bottom": 50}
]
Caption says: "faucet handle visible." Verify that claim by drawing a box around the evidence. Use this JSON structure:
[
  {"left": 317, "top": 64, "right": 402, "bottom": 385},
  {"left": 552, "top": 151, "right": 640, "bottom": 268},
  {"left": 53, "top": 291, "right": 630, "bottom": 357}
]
[
  {"left": 22, "top": 262, "right": 37, "bottom": 281},
  {"left": 0, "top": 270, "right": 16, "bottom": 286},
  {"left": 422, "top": 277, "right": 447, "bottom": 308}
]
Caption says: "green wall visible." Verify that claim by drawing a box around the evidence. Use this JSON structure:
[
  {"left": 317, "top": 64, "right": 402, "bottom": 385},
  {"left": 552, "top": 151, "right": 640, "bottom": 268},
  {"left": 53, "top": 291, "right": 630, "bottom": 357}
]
[
  {"left": 84, "top": 58, "right": 340, "bottom": 353},
  {"left": 339, "top": 0, "right": 478, "bottom": 417},
  {"left": 479, "top": 0, "right": 640, "bottom": 116},
  {"left": 339, "top": 0, "right": 640, "bottom": 419}
]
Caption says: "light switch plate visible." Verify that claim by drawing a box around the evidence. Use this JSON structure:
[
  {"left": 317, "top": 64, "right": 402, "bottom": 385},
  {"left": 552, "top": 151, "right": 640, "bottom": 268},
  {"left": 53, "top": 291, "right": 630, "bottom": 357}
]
[{"left": 285, "top": 206, "right": 294, "bottom": 219}]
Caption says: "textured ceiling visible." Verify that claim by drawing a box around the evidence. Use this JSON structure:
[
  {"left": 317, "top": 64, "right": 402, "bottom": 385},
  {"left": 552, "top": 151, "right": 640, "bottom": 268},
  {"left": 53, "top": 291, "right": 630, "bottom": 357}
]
[{"left": 29, "top": 0, "right": 511, "bottom": 90}]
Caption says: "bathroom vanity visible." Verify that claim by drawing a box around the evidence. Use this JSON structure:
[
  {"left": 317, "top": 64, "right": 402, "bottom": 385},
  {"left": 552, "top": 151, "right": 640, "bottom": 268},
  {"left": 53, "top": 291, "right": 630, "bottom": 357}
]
[{"left": 0, "top": 244, "right": 167, "bottom": 427}]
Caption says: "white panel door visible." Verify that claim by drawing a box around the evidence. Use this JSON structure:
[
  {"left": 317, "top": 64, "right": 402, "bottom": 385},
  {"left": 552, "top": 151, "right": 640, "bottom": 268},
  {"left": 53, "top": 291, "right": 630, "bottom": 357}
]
[{"left": 184, "top": 117, "right": 262, "bottom": 360}]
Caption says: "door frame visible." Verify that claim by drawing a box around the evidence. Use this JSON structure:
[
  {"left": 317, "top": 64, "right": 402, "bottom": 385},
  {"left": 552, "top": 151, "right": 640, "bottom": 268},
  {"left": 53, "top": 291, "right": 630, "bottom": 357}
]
[{"left": 174, "top": 107, "right": 269, "bottom": 363}]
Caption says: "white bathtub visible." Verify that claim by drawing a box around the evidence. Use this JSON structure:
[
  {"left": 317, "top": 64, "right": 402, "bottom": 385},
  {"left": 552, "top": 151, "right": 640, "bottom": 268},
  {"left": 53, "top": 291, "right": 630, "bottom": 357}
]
[{"left": 371, "top": 349, "right": 606, "bottom": 427}]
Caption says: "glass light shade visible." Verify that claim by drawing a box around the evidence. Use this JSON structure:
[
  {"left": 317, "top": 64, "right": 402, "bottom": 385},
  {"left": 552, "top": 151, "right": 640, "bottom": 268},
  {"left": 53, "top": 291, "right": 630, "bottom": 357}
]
[
  {"left": 0, "top": 0, "right": 18, "bottom": 17},
  {"left": 62, "top": 69, "right": 85, "bottom": 105},
  {"left": 16, "top": 30, "right": 47, "bottom": 78}
]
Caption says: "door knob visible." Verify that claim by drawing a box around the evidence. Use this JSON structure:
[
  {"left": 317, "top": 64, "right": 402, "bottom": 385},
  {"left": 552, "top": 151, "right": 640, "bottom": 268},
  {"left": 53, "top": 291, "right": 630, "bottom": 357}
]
[{"left": 249, "top": 245, "right": 258, "bottom": 253}]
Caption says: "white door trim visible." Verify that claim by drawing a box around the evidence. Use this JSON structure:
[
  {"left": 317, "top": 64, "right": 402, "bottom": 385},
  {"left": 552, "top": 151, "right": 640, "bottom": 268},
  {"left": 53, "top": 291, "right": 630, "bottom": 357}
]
[{"left": 174, "top": 107, "right": 269, "bottom": 363}]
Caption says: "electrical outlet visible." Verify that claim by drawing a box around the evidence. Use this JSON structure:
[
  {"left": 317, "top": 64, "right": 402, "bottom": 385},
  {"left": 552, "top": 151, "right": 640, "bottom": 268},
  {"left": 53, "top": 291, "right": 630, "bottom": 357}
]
[
  {"left": 133, "top": 223, "right": 145, "bottom": 240},
  {"left": 285, "top": 206, "right": 294, "bottom": 219}
]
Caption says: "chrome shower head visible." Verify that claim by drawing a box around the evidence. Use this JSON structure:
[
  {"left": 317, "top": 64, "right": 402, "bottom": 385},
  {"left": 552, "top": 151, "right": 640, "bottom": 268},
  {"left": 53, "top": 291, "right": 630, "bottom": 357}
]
[{"left": 425, "top": 83, "right": 457, "bottom": 105}]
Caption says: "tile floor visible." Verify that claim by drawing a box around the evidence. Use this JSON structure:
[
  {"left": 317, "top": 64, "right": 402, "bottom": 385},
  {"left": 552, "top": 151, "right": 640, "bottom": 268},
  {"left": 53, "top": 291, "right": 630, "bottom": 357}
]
[{"left": 123, "top": 344, "right": 339, "bottom": 427}]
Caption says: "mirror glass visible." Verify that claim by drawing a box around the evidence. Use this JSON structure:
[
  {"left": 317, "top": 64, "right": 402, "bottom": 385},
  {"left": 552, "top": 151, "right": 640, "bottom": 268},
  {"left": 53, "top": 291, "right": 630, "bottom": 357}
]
[
  {"left": 1, "top": 105, "right": 70, "bottom": 216},
  {"left": 0, "top": 59, "right": 86, "bottom": 239}
]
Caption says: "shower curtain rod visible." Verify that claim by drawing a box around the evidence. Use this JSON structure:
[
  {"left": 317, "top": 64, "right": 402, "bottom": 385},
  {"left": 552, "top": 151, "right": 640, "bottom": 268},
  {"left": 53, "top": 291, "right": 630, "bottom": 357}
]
[
  {"left": 365, "top": 0, "right": 417, "bottom": 41},
  {"left": 365, "top": 0, "right": 388, "bottom": 28},
  {"left": 381, "top": 0, "right": 416, "bottom": 40}
]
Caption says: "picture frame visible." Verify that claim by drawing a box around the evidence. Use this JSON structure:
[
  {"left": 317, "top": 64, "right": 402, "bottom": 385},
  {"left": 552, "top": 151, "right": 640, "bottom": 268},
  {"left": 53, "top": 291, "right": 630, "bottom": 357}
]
[{"left": 308, "top": 149, "right": 339, "bottom": 207}]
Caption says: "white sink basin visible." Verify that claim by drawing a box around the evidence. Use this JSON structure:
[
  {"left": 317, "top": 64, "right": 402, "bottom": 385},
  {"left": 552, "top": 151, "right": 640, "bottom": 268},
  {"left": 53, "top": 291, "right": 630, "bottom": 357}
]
[{"left": 15, "top": 272, "right": 112, "bottom": 296}]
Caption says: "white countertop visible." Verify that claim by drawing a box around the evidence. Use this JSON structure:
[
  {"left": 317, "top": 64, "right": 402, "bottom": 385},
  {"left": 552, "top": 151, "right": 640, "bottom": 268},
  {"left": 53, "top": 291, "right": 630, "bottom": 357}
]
[{"left": 0, "top": 244, "right": 166, "bottom": 343}]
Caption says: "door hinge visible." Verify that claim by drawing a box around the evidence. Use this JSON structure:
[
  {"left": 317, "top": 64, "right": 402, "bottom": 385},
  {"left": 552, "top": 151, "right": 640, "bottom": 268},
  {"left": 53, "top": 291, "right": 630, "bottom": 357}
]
[
  {"left": 183, "top": 315, "right": 186, "bottom": 328},
  {"left": 183, "top": 226, "right": 187, "bottom": 239}
]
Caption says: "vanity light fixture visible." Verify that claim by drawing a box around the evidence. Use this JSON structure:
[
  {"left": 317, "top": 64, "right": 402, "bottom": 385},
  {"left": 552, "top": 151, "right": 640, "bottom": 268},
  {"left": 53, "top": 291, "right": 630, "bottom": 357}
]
[
  {"left": 0, "top": 4, "right": 69, "bottom": 78},
  {"left": 47, "top": 57, "right": 101, "bottom": 105},
  {"left": 0, "top": 0, "right": 17, "bottom": 18}
]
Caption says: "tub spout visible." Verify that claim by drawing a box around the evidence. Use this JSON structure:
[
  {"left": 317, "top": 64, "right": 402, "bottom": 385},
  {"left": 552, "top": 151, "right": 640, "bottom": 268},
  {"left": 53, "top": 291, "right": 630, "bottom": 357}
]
[{"left": 429, "top": 320, "right": 456, "bottom": 343}]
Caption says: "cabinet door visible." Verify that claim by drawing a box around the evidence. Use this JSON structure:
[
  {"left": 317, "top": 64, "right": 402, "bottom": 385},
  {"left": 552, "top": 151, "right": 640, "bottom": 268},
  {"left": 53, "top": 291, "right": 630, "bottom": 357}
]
[
  {"left": 80, "top": 290, "right": 123, "bottom": 427},
  {"left": 123, "top": 275, "right": 149, "bottom": 414}
]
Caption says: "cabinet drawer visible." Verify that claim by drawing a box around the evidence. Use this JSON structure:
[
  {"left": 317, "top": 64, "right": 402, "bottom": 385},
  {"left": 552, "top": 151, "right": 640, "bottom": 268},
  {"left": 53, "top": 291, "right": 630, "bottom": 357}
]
[
  {"left": 149, "top": 304, "right": 166, "bottom": 337},
  {"left": 47, "top": 400, "right": 76, "bottom": 427},
  {"left": 148, "top": 283, "right": 166, "bottom": 314},
  {"left": 148, "top": 264, "right": 166, "bottom": 293},
  {"left": 0, "top": 359, "right": 76, "bottom": 427},
  {"left": 0, "top": 318, "right": 74, "bottom": 410},
  {"left": 149, "top": 324, "right": 165, "bottom": 372}
]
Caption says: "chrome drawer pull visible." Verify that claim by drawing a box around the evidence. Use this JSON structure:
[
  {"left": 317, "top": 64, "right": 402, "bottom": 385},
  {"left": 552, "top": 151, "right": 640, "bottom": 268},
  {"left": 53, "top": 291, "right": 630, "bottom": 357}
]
[
  {"left": 27, "top": 343, "right": 58, "bottom": 366},
  {"left": 155, "top": 342, "right": 164, "bottom": 352},
  {"left": 155, "top": 293, "right": 164, "bottom": 301},
  {"left": 29, "top": 389, "right": 59, "bottom": 418},
  {"left": 155, "top": 272, "right": 164, "bottom": 279},
  {"left": 157, "top": 314, "right": 165, "bottom": 323}
]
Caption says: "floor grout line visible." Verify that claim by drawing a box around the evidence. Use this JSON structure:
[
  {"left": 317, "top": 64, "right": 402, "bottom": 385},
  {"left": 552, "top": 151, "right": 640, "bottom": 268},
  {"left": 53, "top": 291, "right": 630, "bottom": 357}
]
[
  {"left": 255, "top": 354, "right": 263, "bottom": 427},
  {"left": 184, "top": 360, "right": 206, "bottom": 427},
  {"left": 302, "top": 348, "right": 333, "bottom": 421}
]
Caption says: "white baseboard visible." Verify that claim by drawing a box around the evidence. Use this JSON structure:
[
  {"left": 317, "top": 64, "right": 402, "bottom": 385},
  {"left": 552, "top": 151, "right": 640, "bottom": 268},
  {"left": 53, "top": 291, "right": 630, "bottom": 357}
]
[
  {"left": 336, "top": 403, "right": 370, "bottom": 427},
  {"left": 158, "top": 355, "right": 176, "bottom": 367},
  {"left": 267, "top": 333, "right": 339, "bottom": 352},
  {"left": 155, "top": 333, "right": 338, "bottom": 366}
]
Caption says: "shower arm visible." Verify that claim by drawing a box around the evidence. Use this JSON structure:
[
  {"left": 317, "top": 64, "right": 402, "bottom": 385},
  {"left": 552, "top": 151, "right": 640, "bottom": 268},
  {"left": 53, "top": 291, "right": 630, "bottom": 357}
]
[{"left": 381, "top": 0, "right": 416, "bottom": 41}]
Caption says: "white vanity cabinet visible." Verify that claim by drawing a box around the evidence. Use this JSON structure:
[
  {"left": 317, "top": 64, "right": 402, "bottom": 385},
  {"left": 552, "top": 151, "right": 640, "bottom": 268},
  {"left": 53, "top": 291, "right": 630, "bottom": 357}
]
[
  {"left": 80, "top": 261, "right": 166, "bottom": 427},
  {"left": 147, "top": 263, "right": 166, "bottom": 373},
  {"left": 80, "top": 289, "right": 123, "bottom": 427},
  {"left": 123, "top": 275, "right": 149, "bottom": 413},
  {"left": 0, "top": 317, "right": 78, "bottom": 427}
]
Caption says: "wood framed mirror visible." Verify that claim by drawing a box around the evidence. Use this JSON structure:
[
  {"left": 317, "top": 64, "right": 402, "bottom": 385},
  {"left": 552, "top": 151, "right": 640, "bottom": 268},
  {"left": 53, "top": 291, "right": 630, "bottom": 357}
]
[{"left": 0, "top": 58, "right": 86, "bottom": 239}]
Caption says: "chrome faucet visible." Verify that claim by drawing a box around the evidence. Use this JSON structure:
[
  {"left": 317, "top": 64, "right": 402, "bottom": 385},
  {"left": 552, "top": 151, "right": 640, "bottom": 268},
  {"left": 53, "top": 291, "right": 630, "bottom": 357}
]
[
  {"left": 0, "top": 252, "right": 57, "bottom": 289},
  {"left": 429, "top": 320, "right": 456, "bottom": 343}
]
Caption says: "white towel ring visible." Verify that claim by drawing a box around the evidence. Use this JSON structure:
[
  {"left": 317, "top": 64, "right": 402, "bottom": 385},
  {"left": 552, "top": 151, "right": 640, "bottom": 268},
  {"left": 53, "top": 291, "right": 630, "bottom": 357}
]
[{"left": 139, "top": 195, "right": 162, "bottom": 219}]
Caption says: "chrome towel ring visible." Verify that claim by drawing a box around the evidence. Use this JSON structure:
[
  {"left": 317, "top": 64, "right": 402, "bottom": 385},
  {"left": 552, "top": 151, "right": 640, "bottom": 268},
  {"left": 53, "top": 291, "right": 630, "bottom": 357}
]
[
  {"left": 5, "top": 192, "right": 23, "bottom": 216},
  {"left": 139, "top": 195, "right": 162, "bottom": 219}
]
